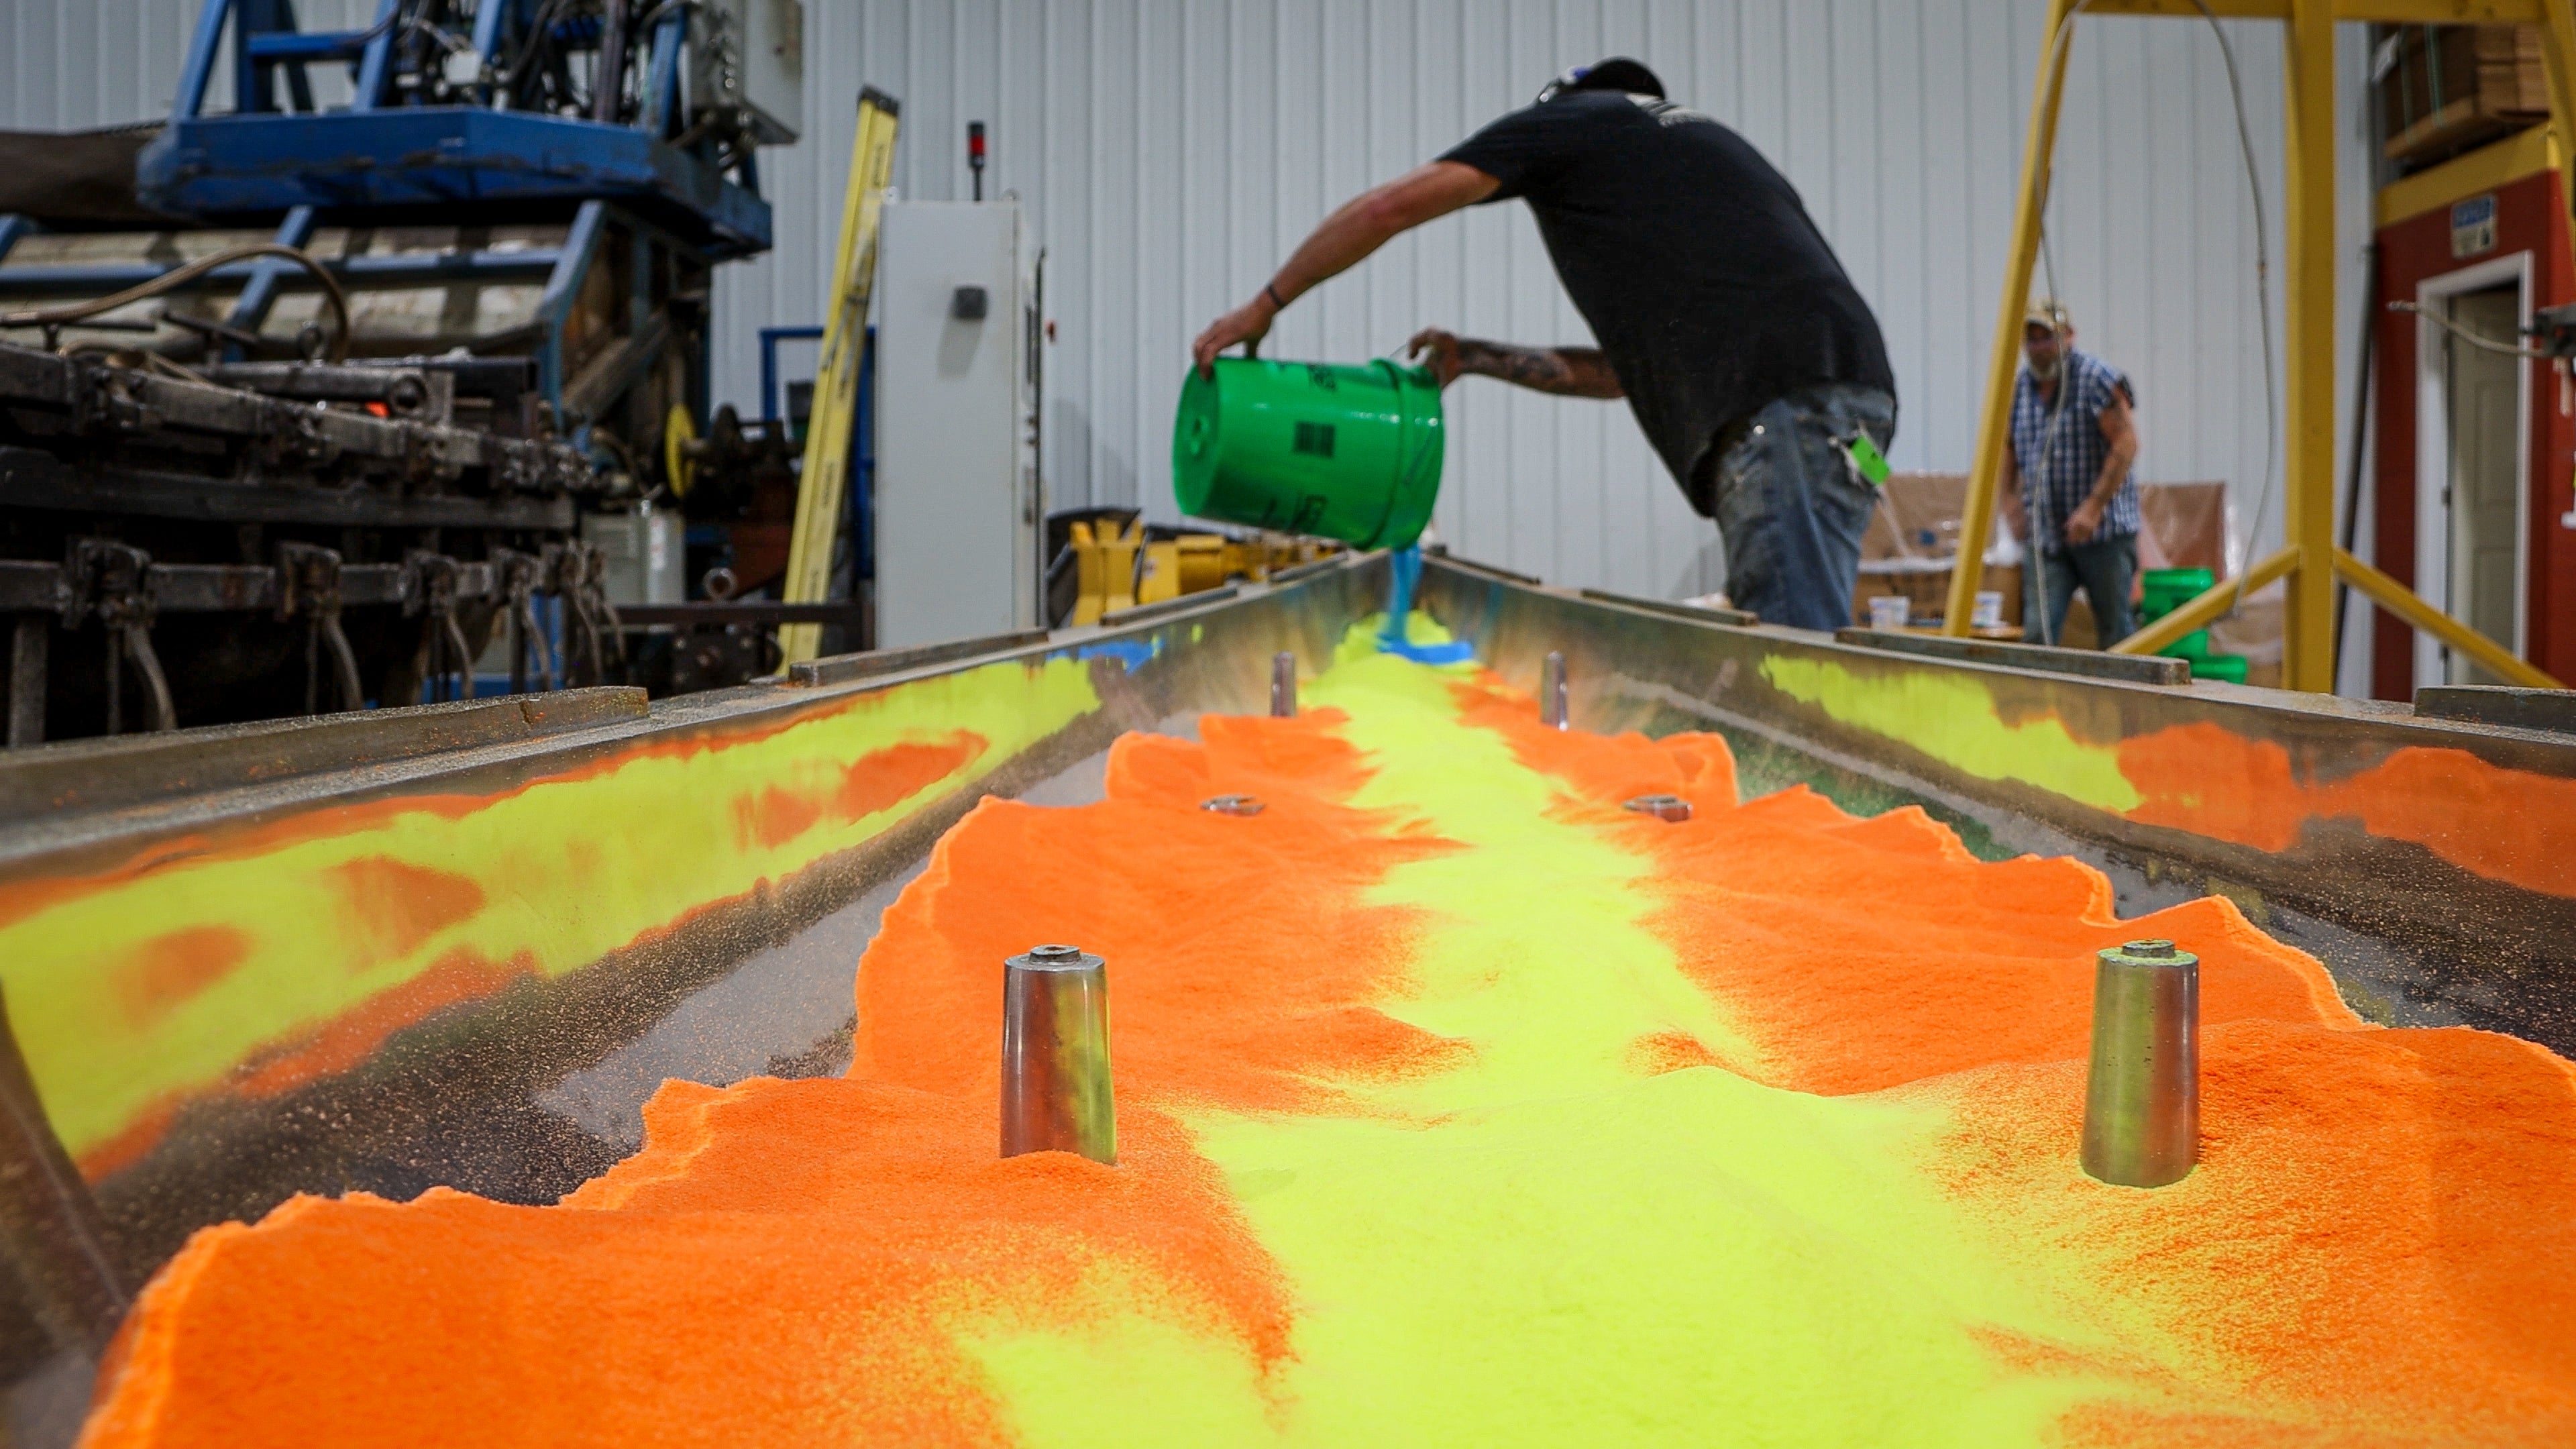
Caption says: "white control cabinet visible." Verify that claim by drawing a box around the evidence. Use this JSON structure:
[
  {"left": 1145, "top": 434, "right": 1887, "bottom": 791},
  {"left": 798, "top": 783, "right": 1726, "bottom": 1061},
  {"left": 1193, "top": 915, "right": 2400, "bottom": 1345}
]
[{"left": 872, "top": 201, "right": 1040, "bottom": 649}]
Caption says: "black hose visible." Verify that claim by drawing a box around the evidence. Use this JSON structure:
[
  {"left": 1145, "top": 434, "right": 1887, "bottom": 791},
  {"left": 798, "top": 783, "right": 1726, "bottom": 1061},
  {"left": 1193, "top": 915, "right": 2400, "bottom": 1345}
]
[
  {"left": 0, "top": 244, "right": 354, "bottom": 364},
  {"left": 498, "top": 0, "right": 577, "bottom": 105}
]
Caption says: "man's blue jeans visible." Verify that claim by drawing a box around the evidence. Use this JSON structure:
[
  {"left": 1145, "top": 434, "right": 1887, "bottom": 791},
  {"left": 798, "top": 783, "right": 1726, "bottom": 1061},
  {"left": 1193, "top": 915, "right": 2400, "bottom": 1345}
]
[
  {"left": 2023, "top": 533, "right": 2138, "bottom": 647},
  {"left": 1705, "top": 384, "right": 1898, "bottom": 631}
]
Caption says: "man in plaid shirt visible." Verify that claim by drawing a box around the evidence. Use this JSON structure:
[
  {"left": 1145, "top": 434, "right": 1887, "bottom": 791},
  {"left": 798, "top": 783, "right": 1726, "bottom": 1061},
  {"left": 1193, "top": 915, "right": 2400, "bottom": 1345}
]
[{"left": 2002, "top": 301, "right": 2142, "bottom": 646}]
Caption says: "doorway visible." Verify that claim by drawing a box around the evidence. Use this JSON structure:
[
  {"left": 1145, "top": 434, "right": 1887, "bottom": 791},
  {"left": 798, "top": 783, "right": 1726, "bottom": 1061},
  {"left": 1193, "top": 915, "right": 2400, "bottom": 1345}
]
[
  {"left": 2443, "top": 286, "right": 2524, "bottom": 683},
  {"left": 2412, "top": 255, "right": 2531, "bottom": 688}
]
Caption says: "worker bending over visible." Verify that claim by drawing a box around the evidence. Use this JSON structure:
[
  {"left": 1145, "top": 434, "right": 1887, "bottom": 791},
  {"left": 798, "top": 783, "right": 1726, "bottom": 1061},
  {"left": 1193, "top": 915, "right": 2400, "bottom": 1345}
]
[
  {"left": 1191, "top": 58, "right": 1896, "bottom": 630},
  {"left": 2000, "top": 302, "right": 2142, "bottom": 647}
]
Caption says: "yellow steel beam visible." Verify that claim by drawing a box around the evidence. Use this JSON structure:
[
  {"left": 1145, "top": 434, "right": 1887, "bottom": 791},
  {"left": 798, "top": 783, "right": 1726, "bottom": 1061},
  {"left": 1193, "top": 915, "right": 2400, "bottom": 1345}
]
[
  {"left": 2375, "top": 122, "right": 2560, "bottom": 227},
  {"left": 1977, "top": 0, "right": 2574, "bottom": 691},
  {"left": 779, "top": 90, "right": 902, "bottom": 665},
  {"left": 2125, "top": 540, "right": 2562, "bottom": 691},
  {"left": 2064, "top": 1, "right": 2292, "bottom": 17},
  {"left": 2281, "top": 0, "right": 2342, "bottom": 691},
  {"left": 2108, "top": 545, "right": 2302, "bottom": 657},
  {"left": 2339, "top": 0, "right": 2543, "bottom": 14},
  {"left": 2333, "top": 548, "right": 2567, "bottom": 686},
  {"left": 2080, "top": 1, "right": 2541, "bottom": 18},
  {"left": 1944, "top": 0, "right": 2079, "bottom": 638},
  {"left": 2536, "top": 0, "right": 2576, "bottom": 236}
]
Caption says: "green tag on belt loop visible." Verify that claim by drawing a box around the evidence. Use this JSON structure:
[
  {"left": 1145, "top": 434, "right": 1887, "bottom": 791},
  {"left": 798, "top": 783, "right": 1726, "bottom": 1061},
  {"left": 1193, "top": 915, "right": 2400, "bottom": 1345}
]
[{"left": 1844, "top": 432, "right": 1891, "bottom": 488}]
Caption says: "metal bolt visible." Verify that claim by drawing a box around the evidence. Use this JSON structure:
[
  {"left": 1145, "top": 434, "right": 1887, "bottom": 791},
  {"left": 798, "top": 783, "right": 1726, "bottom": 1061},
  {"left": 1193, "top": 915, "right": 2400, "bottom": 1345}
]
[
  {"left": 1540, "top": 651, "right": 1569, "bottom": 730},
  {"left": 1201, "top": 794, "right": 1265, "bottom": 816},
  {"left": 1623, "top": 794, "right": 1691, "bottom": 822},
  {"left": 1002, "top": 945, "right": 1116, "bottom": 1164},
  {"left": 2080, "top": 938, "right": 2199, "bottom": 1188},
  {"left": 1271, "top": 651, "right": 1297, "bottom": 717}
]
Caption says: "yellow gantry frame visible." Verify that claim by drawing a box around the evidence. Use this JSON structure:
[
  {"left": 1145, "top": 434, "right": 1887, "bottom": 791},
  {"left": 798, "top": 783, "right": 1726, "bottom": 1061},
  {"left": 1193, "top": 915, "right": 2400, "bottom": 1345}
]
[{"left": 1942, "top": 0, "right": 2571, "bottom": 691}]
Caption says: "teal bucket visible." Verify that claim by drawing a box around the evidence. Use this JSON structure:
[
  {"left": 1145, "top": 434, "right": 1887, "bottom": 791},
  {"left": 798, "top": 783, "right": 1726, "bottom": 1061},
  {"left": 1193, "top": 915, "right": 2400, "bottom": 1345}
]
[{"left": 1172, "top": 357, "right": 1444, "bottom": 549}]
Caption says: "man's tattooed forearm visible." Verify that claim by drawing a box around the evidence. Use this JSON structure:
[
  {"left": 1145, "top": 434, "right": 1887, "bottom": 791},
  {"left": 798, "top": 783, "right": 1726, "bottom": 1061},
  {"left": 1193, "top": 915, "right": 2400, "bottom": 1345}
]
[{"left": 1456, "top": 342, "right": 1619, "bottom": 397}]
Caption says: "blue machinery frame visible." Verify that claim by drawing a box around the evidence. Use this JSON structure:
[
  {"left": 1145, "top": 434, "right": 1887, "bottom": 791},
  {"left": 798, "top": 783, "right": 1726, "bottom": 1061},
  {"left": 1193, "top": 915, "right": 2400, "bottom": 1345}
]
[
  {"left": 757, "top": 325, "right": 824, "bottom": 429},
  {"left": 143, "top": 0, "right": 768, "bottom": 254},
  {"left": 0, "top": 0, "right": 773, "bottom": 451}
]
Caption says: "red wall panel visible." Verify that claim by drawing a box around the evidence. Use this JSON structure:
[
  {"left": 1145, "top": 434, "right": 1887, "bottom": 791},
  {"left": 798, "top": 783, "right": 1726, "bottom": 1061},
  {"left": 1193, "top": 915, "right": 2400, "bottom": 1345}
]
[{"left": 2370, "top": 167, "right": 2576, "bottom": 699}]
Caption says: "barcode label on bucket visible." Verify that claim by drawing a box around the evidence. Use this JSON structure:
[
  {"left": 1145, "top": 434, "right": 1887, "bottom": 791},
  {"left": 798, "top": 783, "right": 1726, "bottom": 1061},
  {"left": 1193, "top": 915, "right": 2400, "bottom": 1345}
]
[{"left": 1294, "top": 422, "right": 1336, "bottom": 458}]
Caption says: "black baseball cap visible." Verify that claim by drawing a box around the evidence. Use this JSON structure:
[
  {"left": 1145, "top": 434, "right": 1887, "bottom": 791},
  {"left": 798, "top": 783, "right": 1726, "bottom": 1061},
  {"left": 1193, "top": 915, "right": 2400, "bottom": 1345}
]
[{"left": 1536, "top": 58, "right": 1666, "bottom": 105}]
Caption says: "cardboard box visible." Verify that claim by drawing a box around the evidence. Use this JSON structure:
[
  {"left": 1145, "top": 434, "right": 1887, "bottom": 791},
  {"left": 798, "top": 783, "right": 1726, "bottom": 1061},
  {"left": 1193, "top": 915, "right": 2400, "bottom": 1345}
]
[
  {"left": 1854, "top": 473, "right": 2018, "bottom": 631},
  {"left": 1854, "top": 564, "right": 2023, "bottom": 631},
  {"left": 1852, "top": 476, "right": 2241, "bottom": 642},
  {"left": 2380, "top": 25, "right": 2549, "bottom": 166}
]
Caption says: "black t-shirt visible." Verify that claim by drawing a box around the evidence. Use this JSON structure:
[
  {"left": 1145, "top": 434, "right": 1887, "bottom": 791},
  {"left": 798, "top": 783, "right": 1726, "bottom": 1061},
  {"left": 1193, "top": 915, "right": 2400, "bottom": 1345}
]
[{"left": 1440, "top": 92, "right": 1894, "bottom": 511}]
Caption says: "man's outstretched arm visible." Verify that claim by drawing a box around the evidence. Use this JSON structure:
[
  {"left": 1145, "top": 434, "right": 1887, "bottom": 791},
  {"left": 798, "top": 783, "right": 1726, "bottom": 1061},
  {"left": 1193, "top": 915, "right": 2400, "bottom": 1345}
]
[
  {"left": 1191, "top": 160, "right": 1499, "bottom": 374},
  {"left": 1405, "top": 329, "right": 1623, "bottom": 398}
]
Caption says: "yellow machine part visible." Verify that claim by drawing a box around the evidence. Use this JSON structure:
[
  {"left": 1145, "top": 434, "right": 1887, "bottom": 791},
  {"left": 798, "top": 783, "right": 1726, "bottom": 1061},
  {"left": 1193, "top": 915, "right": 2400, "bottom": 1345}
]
[
  {"left": 1244, "top": 536, "right": 1338, "bottom": 576},
  {"left": 663, "top": 404, "right": 698, "bottom": 498},
  {"left": 1136, "top": 541, "right": 1181, "bottom": 608},
  {"left": 1069, "top": 526, "right": 1342, "bottom": 626},
  {"left": 1138, "top": 535, "right": 1228, "bottom": 607},
  {"left": 1220, "top": 540, "right": 1268, "bottom": 582},
  {"left": 1069, "top": 521, "right": 1142, "bottom": 626},
  {"left": 1175, "top": 535, "right": 1230, "bottom": 594}
]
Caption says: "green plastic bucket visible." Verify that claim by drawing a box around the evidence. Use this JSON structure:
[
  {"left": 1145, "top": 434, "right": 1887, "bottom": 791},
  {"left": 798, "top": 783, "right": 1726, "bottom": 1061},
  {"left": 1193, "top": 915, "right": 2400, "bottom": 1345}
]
[
  {"left": 2141, "top": 567, "right": 2218, "bottom": 661},
  {"left": 2159, "top": 629, "right": 2214, "bottom": 660},
  {"left": 1173, "top": 357, "right": 1444, "bottom": 549},
  {"left": 2140, "top": 567, "right": 2216, "bottom": 620},
  {"left": 2189, "top": 653, "right": 2249, "bottom": 684}
]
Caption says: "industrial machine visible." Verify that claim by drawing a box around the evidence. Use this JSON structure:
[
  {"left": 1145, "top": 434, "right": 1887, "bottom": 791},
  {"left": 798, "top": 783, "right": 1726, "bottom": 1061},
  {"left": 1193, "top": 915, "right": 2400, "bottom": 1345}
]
[
  {"left": 0, "top": 335, "right": 598, "bottom": 739},
  {"left": 0, "top": 0, "right": 813, "bottom": 742}
]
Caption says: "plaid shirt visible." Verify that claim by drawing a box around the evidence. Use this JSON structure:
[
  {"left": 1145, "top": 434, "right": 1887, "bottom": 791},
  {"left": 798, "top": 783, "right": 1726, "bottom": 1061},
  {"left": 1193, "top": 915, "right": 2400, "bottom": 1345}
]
[{"left": 2008, "top": 349, "right": 2139, "bottom": 551}]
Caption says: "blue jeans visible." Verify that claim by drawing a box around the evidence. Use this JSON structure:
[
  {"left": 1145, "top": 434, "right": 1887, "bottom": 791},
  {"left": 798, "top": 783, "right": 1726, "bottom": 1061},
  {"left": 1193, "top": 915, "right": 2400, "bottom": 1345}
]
[
  {"left": 2023, "top": 533, "right": 2137, "bottom": 647},
  {"left": 1704, "top": 384, "right": 1897, "bottom": 631}
]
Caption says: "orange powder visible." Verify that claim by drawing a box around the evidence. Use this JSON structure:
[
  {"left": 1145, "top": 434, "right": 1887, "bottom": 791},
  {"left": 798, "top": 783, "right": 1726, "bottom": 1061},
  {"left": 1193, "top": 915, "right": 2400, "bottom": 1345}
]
[
  {"left": 850, "top": 711, "right": 1461, "bottom": 1112},
  {"left": 111, "top": 926, "right": 253, "bottom": 1031},
  {"left": 85, "top": 1083, "right": 1281, "bottom": 1448},
  {"left": 1445, "top": 676, "right": 2360, "bottom": 1093},
  {"left": 76, "top": 663, "right": 2576, "bottom": 1446},
  {"left": 1942, "top": 1022, "right": 2576, "bottom": 1444},
  {"left": 1441, "top": 672, "right": 2576, "bottom": 1440},
  {"left": 82, "top": 710, "right": 1457, "bottom": 1446},
  {"left": 2119, "top": 721, "right": 2576, "bottom": 900},
  {"left": 325, "top": 858, "right": 488, "bottom": 963}
]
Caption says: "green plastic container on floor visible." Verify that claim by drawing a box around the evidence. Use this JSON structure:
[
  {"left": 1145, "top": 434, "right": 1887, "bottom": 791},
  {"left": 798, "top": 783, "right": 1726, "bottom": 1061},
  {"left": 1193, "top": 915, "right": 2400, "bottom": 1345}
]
[
  {"left": 2140, "top": 567, "right": 2216, "bottom": 621},
  {"left": 2140, "top": 567, "right": 2219, "bottom": 662},
  {"left": 1173, "top": 357, "right": 1444, "bottom": 549},
  {"left": 2189, "top": 653, "right": 2249, "bottom": 684}
]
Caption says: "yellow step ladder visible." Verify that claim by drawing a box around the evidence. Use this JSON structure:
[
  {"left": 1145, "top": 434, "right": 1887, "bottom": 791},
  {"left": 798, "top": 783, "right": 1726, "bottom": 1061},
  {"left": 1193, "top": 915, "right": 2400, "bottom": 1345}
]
[{"left": 779, "top": 87, "right": 902, "bottom": 665}]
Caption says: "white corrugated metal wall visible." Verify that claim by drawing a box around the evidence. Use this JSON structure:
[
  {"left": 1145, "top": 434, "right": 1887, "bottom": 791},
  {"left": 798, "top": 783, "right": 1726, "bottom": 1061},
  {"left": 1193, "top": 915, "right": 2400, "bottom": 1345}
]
[{"left": 3, "top": 1, "right": 2372, "bottom": 604}]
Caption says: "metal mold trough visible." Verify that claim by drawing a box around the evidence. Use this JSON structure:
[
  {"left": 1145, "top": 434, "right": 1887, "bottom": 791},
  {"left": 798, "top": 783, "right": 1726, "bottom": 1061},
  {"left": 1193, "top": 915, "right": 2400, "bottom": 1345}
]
[{"left": 0, "top": 551, "right": 2569, "bottom": 1440}]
